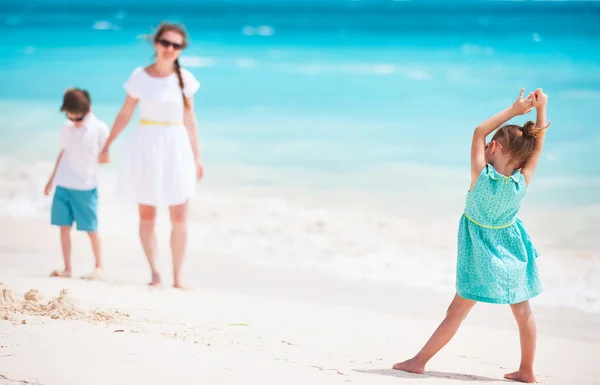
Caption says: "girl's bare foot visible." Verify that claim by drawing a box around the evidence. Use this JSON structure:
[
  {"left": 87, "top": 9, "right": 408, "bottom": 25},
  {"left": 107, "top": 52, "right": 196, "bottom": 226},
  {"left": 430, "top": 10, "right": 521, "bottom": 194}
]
[
  {"left": 392, "top": 359, "right": 425, "bottom": 374},
  {"left": 83, "top": 267, "right": 104, "bottom": 281},
  {"left": 50, "top": 270, "right": 71, "bottom": 278},
  {"left": 504, "top": 370, "right": 536, "bottom": 383},
  {"left": 148, "top": 272, "right": 161, "bottom": 287}
]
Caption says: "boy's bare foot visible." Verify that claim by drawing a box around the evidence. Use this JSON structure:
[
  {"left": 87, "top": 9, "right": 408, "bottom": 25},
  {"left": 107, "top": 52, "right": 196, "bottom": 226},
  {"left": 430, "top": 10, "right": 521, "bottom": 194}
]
[
  {"left": 392, "top": 359, "right": 425, "bottom": 374},
  {"left": 83, "top": 267, "right": 104, "bottom": 281},
  {"left": 148, "top": 272, "right": 161, "bottom": 287},
  {"left": 50, "top": 270, "right": 71, "bottom": 278},
  {"left": 504, "top": 370, "right": 536, "bottom": 383}
]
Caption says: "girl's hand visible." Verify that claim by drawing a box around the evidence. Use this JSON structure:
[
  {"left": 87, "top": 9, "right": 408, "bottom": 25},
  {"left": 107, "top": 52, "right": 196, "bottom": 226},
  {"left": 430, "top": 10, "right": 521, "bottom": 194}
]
[
  {"left": 531, "top": 88, "right": 548, "bottom": 109},
  {"left": 195, "top": 158, "right": 204, "bottom": 180},
  {"left": 510, "top": 88, "right": 534, "bottom": 116}
]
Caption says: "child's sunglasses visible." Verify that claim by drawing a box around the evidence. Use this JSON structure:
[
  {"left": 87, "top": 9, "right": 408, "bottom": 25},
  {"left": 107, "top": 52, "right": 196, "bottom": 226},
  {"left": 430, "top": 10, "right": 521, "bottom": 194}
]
[
  {"left": 67, "top": 112, "right": 88, "bottom": 122},
  {"left": 157, "top": 39, "right": 184, "bottom": 50}
]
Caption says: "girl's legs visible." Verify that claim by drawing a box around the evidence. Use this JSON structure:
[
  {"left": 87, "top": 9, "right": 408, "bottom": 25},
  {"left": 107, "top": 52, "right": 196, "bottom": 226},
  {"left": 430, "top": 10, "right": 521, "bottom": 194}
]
[
  {"left": 169, "top": 202, "right": 188, "bottom": 289},
  {"left": 139, "top": 204, "right": 160, "bottom": 286},
  {"left": 393, "top": 293, "right": 477, "bottom": 374},
  {"left": 504, "top": 300, "right": 537, "bottom": 383}
]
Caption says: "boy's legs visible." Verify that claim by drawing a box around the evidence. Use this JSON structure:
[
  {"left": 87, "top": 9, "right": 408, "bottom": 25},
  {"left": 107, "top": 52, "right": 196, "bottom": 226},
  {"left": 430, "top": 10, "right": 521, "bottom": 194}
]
[
  {"left": 504, "top": 301, "right": 537, "bottom": 383},
  {"left": 49, "top": 226, "right": 73, "bottom": 277},
  {"left": 71, "top": 188, "right": 103, "bottom": 279},
  {"left": 393, "top": 293, "right": 476, "bottom": 374},
  {"left": 85, "top": 232, "right": 103, "bottom": 279},
  {"left": 50, "top": 187, "right": 73, "bottom": 277}
]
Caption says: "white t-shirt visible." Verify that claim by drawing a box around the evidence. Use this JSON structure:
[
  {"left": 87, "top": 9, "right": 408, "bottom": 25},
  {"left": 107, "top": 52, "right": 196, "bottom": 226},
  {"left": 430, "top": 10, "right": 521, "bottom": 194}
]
[
  {"left": 54, "top": 114, "right": 109, "bottom": 190},
  {"left": 124, "top": 66, "right": 200, "bottom": 123}
]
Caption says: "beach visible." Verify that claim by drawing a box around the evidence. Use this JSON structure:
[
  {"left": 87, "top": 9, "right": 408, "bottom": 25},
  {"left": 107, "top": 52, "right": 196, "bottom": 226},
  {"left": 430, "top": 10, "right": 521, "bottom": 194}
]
[
  {"left": 1, "top": 253, "right": 599, "bottom": 385},
  {"left": 2, "top": 1, "right": 600, "bottom": 383},
  {"left": 1, "top": 188, "right": 600, "bottom": 385}
]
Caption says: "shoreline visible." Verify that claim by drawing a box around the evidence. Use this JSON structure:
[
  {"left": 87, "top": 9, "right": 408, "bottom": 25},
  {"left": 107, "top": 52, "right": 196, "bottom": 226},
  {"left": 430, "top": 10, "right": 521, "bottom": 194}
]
[
  {"left": 1, "top": 184, "right": 599, "bottom": 312},
  {"left": 1, "top": 180, "right": 599, "bottom": 312},
  {"left": 2, "top": 250, "right": 600, "bottom": 343},
  {"left": 1, "top": 214, "right": 599, "bottom": 340}
]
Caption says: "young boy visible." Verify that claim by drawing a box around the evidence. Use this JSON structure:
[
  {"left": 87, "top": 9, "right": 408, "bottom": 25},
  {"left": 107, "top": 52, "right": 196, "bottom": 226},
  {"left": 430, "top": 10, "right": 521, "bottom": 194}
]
[{"left": 44, "top": 88, "right": 109, "bottom": 280}]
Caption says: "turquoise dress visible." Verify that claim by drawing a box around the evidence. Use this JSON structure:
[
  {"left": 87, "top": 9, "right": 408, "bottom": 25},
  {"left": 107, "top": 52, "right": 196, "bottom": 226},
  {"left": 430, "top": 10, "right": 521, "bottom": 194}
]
[{"left": 456, "top": 164, "right": 542, "bottom": 304}]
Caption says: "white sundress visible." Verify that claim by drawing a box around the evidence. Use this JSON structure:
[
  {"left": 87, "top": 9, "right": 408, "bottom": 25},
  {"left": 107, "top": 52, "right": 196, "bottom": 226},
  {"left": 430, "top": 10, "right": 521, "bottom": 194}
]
[{"left": 115, "top": 66, "right": 200, "bottom": 206}]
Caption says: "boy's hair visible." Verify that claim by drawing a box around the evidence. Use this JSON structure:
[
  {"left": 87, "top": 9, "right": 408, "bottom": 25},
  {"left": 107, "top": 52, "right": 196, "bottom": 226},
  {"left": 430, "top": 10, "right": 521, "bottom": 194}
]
[
  {"left": 492, "top": 120, "right": 550, "bottom": 169},
  {"left": 60, "top": 88, "right": 91, "bottom": 114}
]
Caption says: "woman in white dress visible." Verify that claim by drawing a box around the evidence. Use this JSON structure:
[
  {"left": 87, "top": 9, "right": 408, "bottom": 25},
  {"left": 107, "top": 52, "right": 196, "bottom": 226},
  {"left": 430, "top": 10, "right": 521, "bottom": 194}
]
[{"left": 99, "top": 23, "right": 203, "bottom": 288}]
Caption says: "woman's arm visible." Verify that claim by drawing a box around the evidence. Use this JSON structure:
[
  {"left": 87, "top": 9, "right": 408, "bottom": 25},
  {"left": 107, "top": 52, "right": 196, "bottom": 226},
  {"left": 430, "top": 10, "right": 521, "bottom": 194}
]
[
  {"left": 183, "top": 97, "right": 203, "bottom": 180},
  {"left": 99, "top": 95, "right": 138, "bottom": 163}
]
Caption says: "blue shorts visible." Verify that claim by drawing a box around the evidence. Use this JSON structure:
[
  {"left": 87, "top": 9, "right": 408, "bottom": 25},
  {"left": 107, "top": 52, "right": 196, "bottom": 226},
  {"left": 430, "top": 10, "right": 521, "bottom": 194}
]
[{"left": 51, "top": 186, "right": 98, "bottom": 232}]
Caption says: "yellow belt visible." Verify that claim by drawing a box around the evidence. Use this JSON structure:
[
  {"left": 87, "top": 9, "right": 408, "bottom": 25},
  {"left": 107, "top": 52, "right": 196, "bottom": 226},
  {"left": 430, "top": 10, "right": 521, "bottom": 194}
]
[
  {"left": 464, "top": 213, "right": 515, "bottom": 229},
  {"left": 140, "top": 119, "right": 183, "bottom": 126}
]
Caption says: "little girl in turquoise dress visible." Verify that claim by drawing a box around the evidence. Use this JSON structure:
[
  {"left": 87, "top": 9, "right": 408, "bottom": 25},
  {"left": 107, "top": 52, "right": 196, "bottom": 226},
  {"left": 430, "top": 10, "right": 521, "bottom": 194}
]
[{"left": 393, "top": 88, "right": 549, "bottom": 383}]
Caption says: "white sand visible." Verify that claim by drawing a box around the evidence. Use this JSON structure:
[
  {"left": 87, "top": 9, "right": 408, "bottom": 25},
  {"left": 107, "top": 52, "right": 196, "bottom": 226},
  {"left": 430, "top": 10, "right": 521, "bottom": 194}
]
[{"left": 1, "top": 216, "right": 599, "bottom": 385}]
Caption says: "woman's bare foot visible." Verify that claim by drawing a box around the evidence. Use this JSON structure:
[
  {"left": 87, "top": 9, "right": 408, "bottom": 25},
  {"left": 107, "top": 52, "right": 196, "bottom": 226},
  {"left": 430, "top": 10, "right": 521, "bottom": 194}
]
[
  {"left": 50, "top": 270, "right": 71, "bottom": 278},
  {"left": 392, "top": 359, "right": 425, "bottom": 374},
  {"left": 148, "top": 272, "right": 161, "bottom": 287},
  {"left": 504, "top": 370, "right": 536, "bottom": 383},
  {"left": 173, "top": 281, "right": 192, "bottom": 290},
  {"left": 83, "top": 267, "right": 104, "bottom": 281}
]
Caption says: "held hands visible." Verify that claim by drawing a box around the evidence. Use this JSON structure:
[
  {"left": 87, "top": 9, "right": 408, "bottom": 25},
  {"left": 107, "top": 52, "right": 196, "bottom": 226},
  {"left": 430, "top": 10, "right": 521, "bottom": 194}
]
[
  {"left": 98, "top": 146, "right": 203, "bottom": 180},
  {"left": 98, "top": 147, "right": 110, "bottom": 164}
]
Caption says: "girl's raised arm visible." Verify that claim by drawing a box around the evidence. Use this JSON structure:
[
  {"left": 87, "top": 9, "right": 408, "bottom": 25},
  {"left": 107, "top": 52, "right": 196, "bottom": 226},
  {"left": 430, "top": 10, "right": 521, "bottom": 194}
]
[
  {"left": 470, "top": 89, "right": 533, "bottom": 187},
  {"left": 521, "top": 89, "right": 549, "bottom": 186}
]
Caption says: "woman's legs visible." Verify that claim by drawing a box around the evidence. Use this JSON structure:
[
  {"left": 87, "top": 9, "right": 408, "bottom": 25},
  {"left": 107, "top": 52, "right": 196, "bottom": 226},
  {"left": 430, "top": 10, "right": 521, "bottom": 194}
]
[
  {"left": 169, "top": 202, "right": 188, "bottom": 289},
  {"left": 139, "top": 204, "right": 160, "bottom": 286}
]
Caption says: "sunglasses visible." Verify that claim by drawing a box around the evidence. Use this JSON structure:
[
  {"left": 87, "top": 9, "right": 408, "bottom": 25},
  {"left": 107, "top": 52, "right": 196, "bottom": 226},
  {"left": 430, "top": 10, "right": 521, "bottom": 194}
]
[
  {"left": 67, "top": 112, "right": 88, "bottom": 122},
  {"left": 157, "top": 39, "right": 185, "bottom": 50}
]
